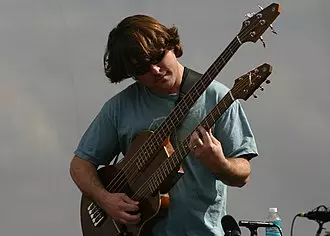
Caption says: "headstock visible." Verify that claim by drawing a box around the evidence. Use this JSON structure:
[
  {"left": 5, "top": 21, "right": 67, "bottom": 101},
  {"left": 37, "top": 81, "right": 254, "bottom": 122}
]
[
  {"left": 231, "top": 63, "right": 272, "bottom": 101},
  {"left": 239, "top": 3, "right": 281, "bottom": 44}
]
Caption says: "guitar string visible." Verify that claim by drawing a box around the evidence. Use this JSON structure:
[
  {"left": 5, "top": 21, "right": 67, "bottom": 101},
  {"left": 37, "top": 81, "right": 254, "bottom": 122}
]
[{"left": 132, "top": 76, "right": 257, "bottom": 201}]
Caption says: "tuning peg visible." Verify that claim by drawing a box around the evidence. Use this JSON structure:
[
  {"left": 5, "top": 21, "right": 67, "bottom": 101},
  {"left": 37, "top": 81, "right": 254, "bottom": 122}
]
[
  {"left": 245, "top": 12, "right": 255, "bottom": 18},
  {"left": 260, "top": 86, "right": 264, "bottom": 91},
  {"left": 257, "top": 4, "right": 265, "bottom": 10},
  {"left": 253, "top": 94, "right": 258, "bottom": 98},
  {"left": 266, "top": 80, "right": 271, "bottom": 84},
  {"left": 257, "top": 5, "right": 278, "bottom": 35},
  {"left": 269, "top": 25, "right": 278, "bottom": 34},
  {"left": 259, "top": 36, "right": 266, "bottom": 48}
]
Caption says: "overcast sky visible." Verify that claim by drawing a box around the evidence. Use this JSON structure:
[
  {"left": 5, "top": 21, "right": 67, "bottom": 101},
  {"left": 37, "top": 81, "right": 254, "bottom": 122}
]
[{"left": 1, "top": 0, "right": 329, "bottom": 235}]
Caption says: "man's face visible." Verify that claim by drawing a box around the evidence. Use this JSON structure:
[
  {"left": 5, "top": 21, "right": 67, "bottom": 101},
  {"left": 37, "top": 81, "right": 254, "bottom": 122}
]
[{"left": 135, "top": 50, "right": 181, "bottom": 94}]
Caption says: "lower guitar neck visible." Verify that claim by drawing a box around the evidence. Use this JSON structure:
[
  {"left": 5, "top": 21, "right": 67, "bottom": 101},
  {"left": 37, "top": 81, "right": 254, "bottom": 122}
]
[{"left": 146, "top": 91, "right": 236, "bottom": 195}]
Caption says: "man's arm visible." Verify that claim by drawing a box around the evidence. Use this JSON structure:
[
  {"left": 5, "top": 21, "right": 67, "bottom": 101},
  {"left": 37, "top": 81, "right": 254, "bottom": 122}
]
[
  {"left": 212, "top": 156, "right": 251, "bottom": 187},
  {"left": 70, "top": 156, "right": 140, "bottom": 224},
  {"left": 70, "top": 156, "right": 107, "bottom": 202}
]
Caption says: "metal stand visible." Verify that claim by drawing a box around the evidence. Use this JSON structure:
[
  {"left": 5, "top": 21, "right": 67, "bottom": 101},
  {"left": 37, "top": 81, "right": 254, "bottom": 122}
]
[
  {"left": 245, "top": 226, "right": 258, "bottom": 236},
  {"left": 315, "top": 222, "right": 325, "bottom": 236}
]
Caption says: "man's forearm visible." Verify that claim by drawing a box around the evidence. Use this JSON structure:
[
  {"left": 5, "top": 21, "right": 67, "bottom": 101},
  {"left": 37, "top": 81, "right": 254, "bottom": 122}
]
[
  {"left": 213, "top": 157, "right": 251, "bottom": 187},
  {"left": 70, "top": 156, "right": 108, "bottom": 204}
]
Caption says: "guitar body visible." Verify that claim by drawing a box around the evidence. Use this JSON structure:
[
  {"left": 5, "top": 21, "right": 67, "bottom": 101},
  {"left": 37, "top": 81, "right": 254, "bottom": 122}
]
[{"left": 80, "top": 130, "right": 177, "bottom": 236}]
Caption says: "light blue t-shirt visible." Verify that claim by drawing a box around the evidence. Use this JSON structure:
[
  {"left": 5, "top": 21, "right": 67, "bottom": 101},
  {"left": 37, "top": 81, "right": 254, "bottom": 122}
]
[{"left": 74, "top": 70, "right": 258, "bottom": 236}]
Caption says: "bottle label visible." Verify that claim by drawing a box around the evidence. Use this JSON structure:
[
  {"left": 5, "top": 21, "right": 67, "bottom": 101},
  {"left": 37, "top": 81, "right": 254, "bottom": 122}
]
[{"left": 265, "top": 220, "right": 282, "bottom": 236}]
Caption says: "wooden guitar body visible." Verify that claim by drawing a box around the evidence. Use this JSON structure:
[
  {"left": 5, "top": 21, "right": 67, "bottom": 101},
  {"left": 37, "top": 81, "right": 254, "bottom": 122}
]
[{"left": 80, "top": 130, "right": 177, "bottom": 236}]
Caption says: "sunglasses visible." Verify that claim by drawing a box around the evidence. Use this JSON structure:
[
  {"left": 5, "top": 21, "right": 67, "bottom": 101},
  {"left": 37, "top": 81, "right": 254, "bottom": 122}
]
[
  {"left": 149, "top": 50, "right": 166, "bottom": 65},
  {"left": 132, "top": 50, "right": 166, "bottom": 77}
]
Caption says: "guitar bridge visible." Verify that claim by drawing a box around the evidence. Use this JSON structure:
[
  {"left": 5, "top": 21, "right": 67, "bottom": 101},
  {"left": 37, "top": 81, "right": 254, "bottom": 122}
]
[{"left": 87, "top": 202, "right": 106, "bottom": 227}]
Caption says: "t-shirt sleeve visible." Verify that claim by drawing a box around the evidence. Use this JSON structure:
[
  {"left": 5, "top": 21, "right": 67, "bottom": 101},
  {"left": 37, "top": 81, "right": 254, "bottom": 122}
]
[
  {"left": 214, "top": 100, "right": 258, "bottom": 160},
  {"left": 74, "top": 102, "right": 120, "bottom": 166}
]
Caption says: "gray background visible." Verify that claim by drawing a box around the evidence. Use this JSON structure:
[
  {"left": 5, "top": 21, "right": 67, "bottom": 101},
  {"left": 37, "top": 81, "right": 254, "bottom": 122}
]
[{"left": 1, "top": 0, "right": 329, "bottom": 235}]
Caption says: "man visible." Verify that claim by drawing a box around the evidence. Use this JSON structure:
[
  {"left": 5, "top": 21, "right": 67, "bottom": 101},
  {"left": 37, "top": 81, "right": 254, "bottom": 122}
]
[{"left": 70, "top": 14, "right": 258, "bottom": 236}]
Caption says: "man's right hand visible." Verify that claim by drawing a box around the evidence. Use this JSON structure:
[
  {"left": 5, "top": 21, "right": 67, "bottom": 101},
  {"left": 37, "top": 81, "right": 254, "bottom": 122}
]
[{"left": 98, "top": 192, "right": 141, "bottom": 225}]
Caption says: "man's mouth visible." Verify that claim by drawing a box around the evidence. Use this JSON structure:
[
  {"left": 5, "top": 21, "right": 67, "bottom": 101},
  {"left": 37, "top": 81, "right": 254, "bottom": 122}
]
[{"left": 155, "top": 74, "right": 166, "bottom": 82}]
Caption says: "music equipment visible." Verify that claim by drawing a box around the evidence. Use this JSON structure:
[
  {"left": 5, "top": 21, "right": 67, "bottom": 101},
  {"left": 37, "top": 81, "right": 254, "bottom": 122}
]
[
  {"left": 80, "top": 3, "right": 281, "bottom": 235},
  {"left": 222, "top": 215, "right": 241, "bottom": 236},
  {"left": 239, "top": 220, "right": 276, "bottom": 228},
  {"left": 298, "top": 210, "right": 330, "bottom": 223}
]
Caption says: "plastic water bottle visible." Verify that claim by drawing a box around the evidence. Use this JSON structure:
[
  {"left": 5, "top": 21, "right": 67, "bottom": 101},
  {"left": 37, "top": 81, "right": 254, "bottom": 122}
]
[{"left": 265, "top": 207, "right": 282, "bottom": 236}]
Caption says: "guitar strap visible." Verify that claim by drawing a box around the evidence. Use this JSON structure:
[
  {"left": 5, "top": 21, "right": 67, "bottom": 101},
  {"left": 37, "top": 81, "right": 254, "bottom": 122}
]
[
  {"left": 177, "top": 67, "right": 202, "bottom": 104},
  {"left": 160, "top": 67, "right": 202, "bottom": 192}
]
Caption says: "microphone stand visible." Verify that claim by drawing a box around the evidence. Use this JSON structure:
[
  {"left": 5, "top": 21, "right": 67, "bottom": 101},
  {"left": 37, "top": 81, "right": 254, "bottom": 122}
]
[
  {"left": 244, "top": 225, "right": 258, "bottom": 236},
  {"left": 315, "top": 221, "right": 325, "bottom": 236}
]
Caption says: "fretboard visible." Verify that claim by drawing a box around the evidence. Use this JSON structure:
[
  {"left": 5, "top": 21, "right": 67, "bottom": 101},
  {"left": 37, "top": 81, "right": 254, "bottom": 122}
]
[
  {"left": 146, "top": 91, "right": 236, "bottom": 194},
  {"left": 136, "top": 37, "right": 242, "bottom": 169}
]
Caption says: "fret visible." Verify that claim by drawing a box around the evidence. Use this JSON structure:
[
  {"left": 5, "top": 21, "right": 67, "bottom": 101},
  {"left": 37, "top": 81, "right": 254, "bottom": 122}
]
[
  {"left": 172, "top": 107, "right": 184, "bottom": 121},
  {"left": 204, "top": 118, "right": 210, "bottom": 129},
  {"left": 154, "top": 175, "right": 160, "bottom": 191},
  {"left": 149, "top": 141, "right": 156, "bottom": 154},
  {"left": 229, "top": 48, "right": 234, "bottom": 55},
  {"left": 213, "top": 61, "right": 221, "bottom": 73},
  {"left": 160, "top": 169, "right": 165, "bottom": 181},
  {"left": 164, "top": 161, "right": 170, "bottom": 175},
  {"left": 157, "top": 126, "right": 168, "bottom": 142},
  {"left": 152, "top": 176, "right": 158, "bottom": 191},
  {"left": 181, "top": 98, "right": 189, "bottom": 110},
  {"left": 148, "top": 180, "right": 155, "bottom": 193},
  {"left": 221, "top": 56, "right": 226, "bottom": 65},
  {"left": 136, "top": 156, "right": 143, "bottom": 170},
  {"left": 138, "top": 148, "right": 149, "bottom": 167},
  {"left": 164, "top": 120, "right": 173, "bottom": 133},
  {"left": 209, "top": 112, "right": 216, "bottom": 124},
  {"left": 215, "top": 104, "right": 222, "bottom": 118},
  {"left": 172, "top": 154, "right": 180, "bottom": 168},
  {"left": 222, "top": 99, "right": 228, "bottom": 109},
  {"left": 169, "top": 155, "right": 175, "bottom": 167}
]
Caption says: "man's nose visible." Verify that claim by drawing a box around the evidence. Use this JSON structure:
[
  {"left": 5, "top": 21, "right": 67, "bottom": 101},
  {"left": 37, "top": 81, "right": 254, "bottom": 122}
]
[{"left": 149, "top": 64, "right": 162, "bottom": 74}]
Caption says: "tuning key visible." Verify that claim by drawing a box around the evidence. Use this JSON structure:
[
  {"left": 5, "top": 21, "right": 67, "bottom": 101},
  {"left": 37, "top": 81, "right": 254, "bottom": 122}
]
[
  {"left": 260, "top": 86, "right": 265, "bottom": 91},
  {"left": 259, "top": 36, "right": 266, "bottom": 48},
  {"left": 266, "top": 80, "right": 271, "bottom": 84},
  {"left": 253, "top": 94, "right": 258, "bottom": 98},
  {"left": 269, "top": 25, "right": 278, "bottom": 34},
  {"left": 245, "top": 12, "right": 256, "bottom": 18},
  {"left": 257, "top": 5, "right": 278, "bottom": 35}
]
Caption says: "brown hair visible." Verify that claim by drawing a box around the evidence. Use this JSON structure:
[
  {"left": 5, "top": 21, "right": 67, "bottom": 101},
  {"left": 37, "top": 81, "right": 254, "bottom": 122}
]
[{"left": 103, "top": 15, "right": 183, "bottom": 83}]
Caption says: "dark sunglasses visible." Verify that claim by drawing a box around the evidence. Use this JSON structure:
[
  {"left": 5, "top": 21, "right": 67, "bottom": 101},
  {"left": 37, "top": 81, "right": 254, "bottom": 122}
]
[
  {"left": 149, "top": 50, "right": 166, "bottom": 65},
  {"left": 132, "top": 50, "right": 166, "bottom": 77}
]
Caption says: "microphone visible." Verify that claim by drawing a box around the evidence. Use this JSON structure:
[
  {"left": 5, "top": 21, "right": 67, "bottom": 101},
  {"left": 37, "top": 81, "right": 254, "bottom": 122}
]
[
  {"left": 221, "top": 215, "right": 241, "bottom": 236},
  {"left": 298, "top": 211, "right": 330, "bottom": 222},
  {"left": 239, "top": 220, "right": 276, "bottom": 228}
]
